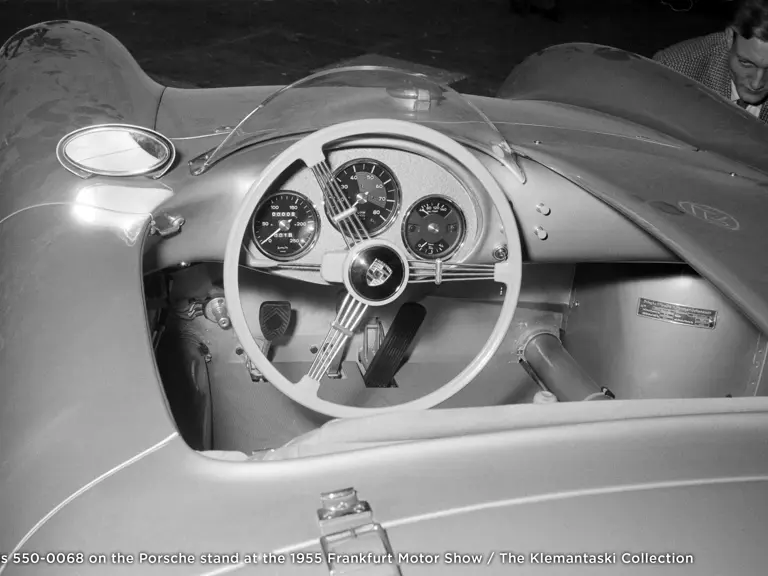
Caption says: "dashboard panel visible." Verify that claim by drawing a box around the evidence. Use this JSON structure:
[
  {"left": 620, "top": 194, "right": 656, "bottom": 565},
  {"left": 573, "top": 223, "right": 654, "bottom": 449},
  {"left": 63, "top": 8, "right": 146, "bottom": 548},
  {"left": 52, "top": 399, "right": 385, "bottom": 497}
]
[
  {"left": 243, "top": 146, "right": 506, "bottom": 270},
  {"left": 146, "top": 135, "right": 678, "bottom": 274}
]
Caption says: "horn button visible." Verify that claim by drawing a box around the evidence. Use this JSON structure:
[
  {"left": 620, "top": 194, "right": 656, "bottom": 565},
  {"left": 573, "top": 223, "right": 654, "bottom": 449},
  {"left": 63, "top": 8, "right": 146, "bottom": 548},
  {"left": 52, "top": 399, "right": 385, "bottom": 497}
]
[{"left": 346, "top": 242, "right": 408, "bottom": 305}]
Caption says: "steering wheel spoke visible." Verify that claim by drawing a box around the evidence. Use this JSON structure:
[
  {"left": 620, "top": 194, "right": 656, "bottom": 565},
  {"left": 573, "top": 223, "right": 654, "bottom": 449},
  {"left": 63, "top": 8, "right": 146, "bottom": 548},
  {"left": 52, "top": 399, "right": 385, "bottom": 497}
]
[
  {"left": 307, "top": 292, "right": 369, "bottom": 381},
  {"left": 309, "top": 157, "right": 370, "bottom": 246},
  {"left": 407, "top": 259, "right": 502, "bottom": 284}
]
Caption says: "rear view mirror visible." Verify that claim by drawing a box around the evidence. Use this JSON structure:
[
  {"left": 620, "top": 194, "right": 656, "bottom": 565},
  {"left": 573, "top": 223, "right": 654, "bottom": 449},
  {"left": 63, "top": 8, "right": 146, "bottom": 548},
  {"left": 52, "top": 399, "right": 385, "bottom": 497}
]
[{"left": 57, "top": 124, "right": 175, "bottom": 179}]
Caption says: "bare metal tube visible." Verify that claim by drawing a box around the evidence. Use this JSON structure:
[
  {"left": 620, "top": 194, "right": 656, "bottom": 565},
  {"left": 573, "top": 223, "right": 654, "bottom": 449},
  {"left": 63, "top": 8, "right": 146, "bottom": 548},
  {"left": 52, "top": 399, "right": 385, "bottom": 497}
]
[{"left": 521, "top": 333, "right": 612, "bottom": 402}]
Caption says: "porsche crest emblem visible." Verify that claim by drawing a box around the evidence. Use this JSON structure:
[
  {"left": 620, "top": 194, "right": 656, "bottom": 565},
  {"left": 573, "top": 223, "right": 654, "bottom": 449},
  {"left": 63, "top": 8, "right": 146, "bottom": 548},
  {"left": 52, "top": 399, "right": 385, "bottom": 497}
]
[{"left": 365, "top": 258, "right": 392, "bottom": 287}]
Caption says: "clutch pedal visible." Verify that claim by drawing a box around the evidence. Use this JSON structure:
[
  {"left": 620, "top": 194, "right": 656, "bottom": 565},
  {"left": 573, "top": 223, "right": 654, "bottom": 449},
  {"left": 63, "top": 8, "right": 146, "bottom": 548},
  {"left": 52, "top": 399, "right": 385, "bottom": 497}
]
[
  {"left": 363, "top": 302, "right": 427, "bottom": 388},
  {"left": 249, "top": 301, "right": 292, "bottom": 382}
]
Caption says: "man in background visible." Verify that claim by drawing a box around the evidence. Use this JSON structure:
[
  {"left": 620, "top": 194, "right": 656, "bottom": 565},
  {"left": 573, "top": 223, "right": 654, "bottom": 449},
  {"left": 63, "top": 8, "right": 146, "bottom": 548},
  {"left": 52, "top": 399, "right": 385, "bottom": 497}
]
[{"left": 654, "top": 0, "right": 768, "bottom": 123}]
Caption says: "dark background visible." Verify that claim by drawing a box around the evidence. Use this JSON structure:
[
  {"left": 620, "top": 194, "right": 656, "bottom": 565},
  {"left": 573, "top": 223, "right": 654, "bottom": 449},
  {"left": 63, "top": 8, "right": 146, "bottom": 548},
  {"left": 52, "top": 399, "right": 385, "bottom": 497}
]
[{"left": 0, "top": 0, "right": 735, "bottom": 94}]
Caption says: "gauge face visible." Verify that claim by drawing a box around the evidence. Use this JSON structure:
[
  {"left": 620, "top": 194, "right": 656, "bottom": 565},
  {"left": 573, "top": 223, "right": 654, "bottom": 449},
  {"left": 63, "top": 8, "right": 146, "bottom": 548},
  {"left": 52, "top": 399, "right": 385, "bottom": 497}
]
[
  {"left": 251, "top": 191, "right": 319, "bottom": 261},
  {"left": 327, "top": 159, "right": 400, "bottom": 236},
  {"left": 402, "top": 196, "right": 465, "bottom": 260}
]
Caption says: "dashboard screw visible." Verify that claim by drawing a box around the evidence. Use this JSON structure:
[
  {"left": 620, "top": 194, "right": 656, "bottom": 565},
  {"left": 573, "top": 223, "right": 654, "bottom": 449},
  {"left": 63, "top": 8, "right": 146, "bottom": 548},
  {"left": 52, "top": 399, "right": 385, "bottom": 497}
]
[
  {"left": 492, "top": 245, "right": 508, "bottom": 261},
  {"left": 536, "top": 203, "right": 551, "bottom": 216},
  {"left": 534, "top": 226, "right": 548, "bottom": 240},
  {"left": 310, "top": 345, "right": 319, "bottom": 354}
]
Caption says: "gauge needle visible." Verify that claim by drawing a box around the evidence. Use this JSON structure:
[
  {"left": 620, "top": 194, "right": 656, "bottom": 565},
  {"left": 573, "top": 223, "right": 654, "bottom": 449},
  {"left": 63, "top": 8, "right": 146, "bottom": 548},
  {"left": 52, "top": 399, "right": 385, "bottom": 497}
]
[{"left": 263, "top": 219, "right": 292, "bottom": 243}]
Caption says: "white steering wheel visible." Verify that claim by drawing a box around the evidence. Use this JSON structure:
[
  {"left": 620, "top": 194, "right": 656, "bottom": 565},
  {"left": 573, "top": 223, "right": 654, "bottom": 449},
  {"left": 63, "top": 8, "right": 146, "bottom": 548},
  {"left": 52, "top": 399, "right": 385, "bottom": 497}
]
[{"left": 224, "top": 119, "right": 522, "bottom": 418}]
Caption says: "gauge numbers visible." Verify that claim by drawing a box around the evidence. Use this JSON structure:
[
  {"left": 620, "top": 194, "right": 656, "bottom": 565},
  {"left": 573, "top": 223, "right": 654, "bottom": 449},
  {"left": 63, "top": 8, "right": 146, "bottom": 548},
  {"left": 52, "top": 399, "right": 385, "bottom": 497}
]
[
  {"left": 251, "top": 190, "right": 319, "bottom": 261},
  {"left": 402, "top": 195, "right": 466, "bottom": 260},
  {"left": 327, "top": 159, "right": 400, "bottom": 236}
]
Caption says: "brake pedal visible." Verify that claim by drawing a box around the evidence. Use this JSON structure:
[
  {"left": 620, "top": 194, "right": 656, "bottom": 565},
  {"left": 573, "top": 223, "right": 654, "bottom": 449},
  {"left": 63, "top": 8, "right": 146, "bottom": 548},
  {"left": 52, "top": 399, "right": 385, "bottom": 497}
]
[
  {"left": 363, "top": 302, "right": 427, "bottom": 388},
  {"left": 358, "top": 317, "right": 386, "bottom": 371}
]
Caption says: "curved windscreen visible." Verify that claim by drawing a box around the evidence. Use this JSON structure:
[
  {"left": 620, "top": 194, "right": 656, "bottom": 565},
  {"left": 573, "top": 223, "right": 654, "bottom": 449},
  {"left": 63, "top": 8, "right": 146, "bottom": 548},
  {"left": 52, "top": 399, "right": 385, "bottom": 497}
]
[{"left": 191, "top": 66, "right": 515, "bottom": 174}]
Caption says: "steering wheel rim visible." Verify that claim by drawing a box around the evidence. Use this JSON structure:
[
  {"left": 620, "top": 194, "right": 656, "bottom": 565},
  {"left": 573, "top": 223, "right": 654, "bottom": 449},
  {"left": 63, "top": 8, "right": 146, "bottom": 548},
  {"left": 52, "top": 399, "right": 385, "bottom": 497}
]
[{"left": 223, "top": 119, "right": 522, "bottom": 419}]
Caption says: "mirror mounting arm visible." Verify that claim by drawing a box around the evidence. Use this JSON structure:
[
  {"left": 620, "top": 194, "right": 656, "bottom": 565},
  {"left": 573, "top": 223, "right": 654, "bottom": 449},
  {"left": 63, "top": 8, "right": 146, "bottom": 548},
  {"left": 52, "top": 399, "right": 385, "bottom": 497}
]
[{"left": 150, "top": 213, "right": 185, "bottom": 238}]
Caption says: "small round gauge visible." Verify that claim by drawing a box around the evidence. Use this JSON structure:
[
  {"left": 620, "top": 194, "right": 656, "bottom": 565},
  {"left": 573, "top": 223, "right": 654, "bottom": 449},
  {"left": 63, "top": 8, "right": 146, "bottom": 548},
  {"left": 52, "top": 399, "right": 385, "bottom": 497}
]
[
  {"left": 327, "top": 159, "right": 400, "bottom": 236},
  {"left": 251, "top": 190, "right": 319, "bottom": 261},
  {"left": 402, "top": 195, "right": 466, "bottom": 260}
]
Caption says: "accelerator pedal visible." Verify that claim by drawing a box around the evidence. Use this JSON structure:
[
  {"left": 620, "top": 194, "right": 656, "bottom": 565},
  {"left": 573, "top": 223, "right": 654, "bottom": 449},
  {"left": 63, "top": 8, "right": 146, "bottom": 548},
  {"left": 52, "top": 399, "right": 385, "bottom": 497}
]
[{"left": 363, "top": 302, "right": 427, "bottom": 388}]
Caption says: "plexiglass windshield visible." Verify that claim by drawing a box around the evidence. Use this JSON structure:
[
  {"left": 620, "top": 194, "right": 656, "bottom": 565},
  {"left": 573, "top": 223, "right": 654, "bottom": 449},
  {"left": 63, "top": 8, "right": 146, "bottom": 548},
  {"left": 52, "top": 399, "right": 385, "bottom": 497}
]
[{"left": 191, "top": 66, "right": 515, "bottom": 174}]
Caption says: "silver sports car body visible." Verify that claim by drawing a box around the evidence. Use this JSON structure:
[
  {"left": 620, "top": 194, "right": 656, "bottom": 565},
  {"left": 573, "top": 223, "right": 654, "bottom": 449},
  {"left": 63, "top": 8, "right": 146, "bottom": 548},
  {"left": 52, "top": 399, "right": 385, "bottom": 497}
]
[{"left": 1, "top": 20, "right": 767, "bottom": 575}]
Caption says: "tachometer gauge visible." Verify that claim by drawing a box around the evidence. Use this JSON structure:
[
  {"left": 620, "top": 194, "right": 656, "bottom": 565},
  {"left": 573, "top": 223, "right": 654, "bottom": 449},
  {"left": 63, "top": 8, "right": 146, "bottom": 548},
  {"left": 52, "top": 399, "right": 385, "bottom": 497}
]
[
  {"left": 327, "top": 159, "right": 400, "bottom": 236},
  {"left": 251, "top": 190, "right": 319, "bottom": 261},
  {"left": 402, "top": 195, "right": 465, "bottom": 260}
]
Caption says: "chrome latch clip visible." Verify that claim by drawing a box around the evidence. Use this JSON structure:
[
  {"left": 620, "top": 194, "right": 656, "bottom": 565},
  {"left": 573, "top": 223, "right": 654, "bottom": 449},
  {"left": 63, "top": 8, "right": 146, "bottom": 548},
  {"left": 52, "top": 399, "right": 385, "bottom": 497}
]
[{"left": 317, "top": 488, "right": 401, "bottom": 576}]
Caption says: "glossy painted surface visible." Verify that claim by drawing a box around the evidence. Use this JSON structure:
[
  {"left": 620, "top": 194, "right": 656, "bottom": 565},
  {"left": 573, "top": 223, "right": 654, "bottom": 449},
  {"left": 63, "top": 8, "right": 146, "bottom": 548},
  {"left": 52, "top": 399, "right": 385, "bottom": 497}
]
[
  {"left": 0, "top": 22, "right": 177, "bottom": 558},
  {"left": 9, "top": 404, "right": 768, "bottom": 574},
  {"left": 498, "top": 43, "right": 768, "bottom": 176},
  {"left": 157, "top": 86, "right": 279, "bottom": 138},
  {"left": 2, "top": 22, "right": 768, "bottom": 573},
  {"left": 0, "top": 21, "right": 164, "bottom": 220},
  {"left": 0, "top": 204, "right": 177, "bottom": 560}
]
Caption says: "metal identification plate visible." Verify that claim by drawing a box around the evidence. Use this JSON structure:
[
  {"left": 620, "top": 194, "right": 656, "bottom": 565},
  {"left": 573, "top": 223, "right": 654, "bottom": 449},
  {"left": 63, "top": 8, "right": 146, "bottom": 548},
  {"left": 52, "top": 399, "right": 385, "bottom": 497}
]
[{"left": 637, "top": 298, "right": 717, "bottom": 330}]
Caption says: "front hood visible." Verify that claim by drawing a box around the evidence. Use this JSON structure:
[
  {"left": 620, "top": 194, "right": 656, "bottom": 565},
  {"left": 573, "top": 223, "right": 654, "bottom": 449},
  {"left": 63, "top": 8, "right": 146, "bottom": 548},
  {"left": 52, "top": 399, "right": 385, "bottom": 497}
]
[{"left": 499, "top": 43, "right": 768, "bottom": 177}]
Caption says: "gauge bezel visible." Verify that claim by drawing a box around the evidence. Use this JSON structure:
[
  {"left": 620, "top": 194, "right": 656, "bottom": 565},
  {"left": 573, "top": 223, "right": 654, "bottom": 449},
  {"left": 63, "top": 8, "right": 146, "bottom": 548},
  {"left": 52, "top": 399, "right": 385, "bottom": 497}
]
[
  {"left": 250, "top": 190, "right": 321, "bottom": 262},
  {"left": 401, "top": 194, "right": 467, "bottom": 261},
  {"left": 327, "top": 158, "right": 402, "bottom": 237}
]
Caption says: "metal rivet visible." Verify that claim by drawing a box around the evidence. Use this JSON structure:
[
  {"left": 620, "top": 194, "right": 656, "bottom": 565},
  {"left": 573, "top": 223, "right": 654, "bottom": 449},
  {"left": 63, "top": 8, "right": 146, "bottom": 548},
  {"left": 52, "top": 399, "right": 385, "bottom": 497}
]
[
  {"left": 235, "top": 347, "right": 244, "bottom": 355},
  {"left": 534, "top": 140, "right": 542, "bottom": 145},
  {"left": 535, "top": 203, "right": 551, "bottom": 216},
  {"left": 534, "top": 226, "right": 548, "bottom": 240},
  {"left": 310, "top": 345, "right": 319, "bottom": 354}
]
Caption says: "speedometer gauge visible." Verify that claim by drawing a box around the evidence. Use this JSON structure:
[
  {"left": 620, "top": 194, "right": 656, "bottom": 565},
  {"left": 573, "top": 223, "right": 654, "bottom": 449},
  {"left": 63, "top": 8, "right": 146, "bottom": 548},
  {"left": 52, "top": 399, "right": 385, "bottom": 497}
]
[
  {"left": 251, "top": 190, "right": 319, "bottom": 261},
  {"left": 327, "top": 159, "right": 400, "bottom": 236},
  {"left": 402, "top": 195, "right": 465, "bottom": 260}
]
